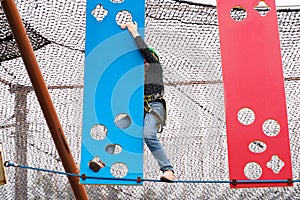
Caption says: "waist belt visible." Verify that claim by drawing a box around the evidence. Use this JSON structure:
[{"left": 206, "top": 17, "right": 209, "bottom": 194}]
[
  {"left": 144, "top": 93, "right": 164, "bottom": 113},
  {"left": 144, "top": 93, "right": 163, "bottom": 103}
]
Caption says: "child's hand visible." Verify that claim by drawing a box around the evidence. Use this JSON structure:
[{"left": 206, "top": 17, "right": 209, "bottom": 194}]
[
  {"left": 120, "top": 21, "right": 140, "bottom": 38},
  {"left": 126, "top": 21, "right": 138, "bottom": 32},
  {"left": 120, "top": 21, "right": 137, "bottom": 31}
]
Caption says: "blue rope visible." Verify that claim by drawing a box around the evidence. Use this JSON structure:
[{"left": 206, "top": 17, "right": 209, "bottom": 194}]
[
  {"left": 5, "top": 161, "right": 80, "bottom": 177},
  {"left": 4, "top": 161, "right": 299, "bottom": 184}
]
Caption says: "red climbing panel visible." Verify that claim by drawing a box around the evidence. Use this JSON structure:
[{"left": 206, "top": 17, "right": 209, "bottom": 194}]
[{"left": 216, "top": 0, "right": 293, "bottom": 188}]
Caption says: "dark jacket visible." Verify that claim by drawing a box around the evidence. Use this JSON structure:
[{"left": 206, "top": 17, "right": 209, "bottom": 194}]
[{"left": 134, "top": 36, "right": 164, "bottom": 96}]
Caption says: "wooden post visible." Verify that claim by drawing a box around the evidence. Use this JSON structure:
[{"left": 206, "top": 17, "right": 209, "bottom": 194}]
[
  {"left": 0, "top": 143, "right": 7, "bottom": 186},
  {"left": 1, "top": 0, "right": 88, "bottom": 199},
  {"left": 13, "top": 85, "right": 30, "bottom": 199}
]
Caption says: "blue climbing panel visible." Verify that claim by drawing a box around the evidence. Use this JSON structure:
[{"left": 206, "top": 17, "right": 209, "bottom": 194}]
[{"left": 80, "top": 0, "right": 145, "bottom": 185}]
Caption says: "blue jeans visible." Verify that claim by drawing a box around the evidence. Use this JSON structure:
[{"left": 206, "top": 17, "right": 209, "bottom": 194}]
[
  {"left": 144, "top": 101, "right": 174, "bottom": 172},
  {"left": 110, "top": 102, "right": 174, "bottom": 172}
]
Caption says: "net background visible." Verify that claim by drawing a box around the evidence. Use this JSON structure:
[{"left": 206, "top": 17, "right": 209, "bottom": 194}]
[{"left": 0, "top": 0, "right": 299, "bottom": 199}]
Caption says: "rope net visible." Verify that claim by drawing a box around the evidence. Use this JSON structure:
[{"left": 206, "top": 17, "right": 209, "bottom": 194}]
[{"left": 0, "top": 0, "right": 300, "bottom": 199}]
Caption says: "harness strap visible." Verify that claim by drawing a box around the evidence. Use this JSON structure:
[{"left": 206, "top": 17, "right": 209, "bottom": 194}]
[
  {"left": 144, "top": 93, "right": 163, "bottom": 113},
  {"left": 144, "top": 93, "right": 162, "bottom": 102},
  {"left": 144, "top": 93, "right": 166, "bottom": 133},
  {"left": 148, "top": 108, "right": 165, "bottom": 133}
]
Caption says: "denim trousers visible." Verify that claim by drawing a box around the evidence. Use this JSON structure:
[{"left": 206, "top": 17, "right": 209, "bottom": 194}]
[
  {"left": 144, "top": 101, "right": 174, "bottom": 172},
  {"left": 111, "top": 102, "right": 174, "bottom": 172}
]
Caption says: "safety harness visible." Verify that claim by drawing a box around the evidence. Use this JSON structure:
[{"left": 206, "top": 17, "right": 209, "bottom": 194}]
[{"left": 144, "top": 93, "right": 167, "bottom": 133}]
